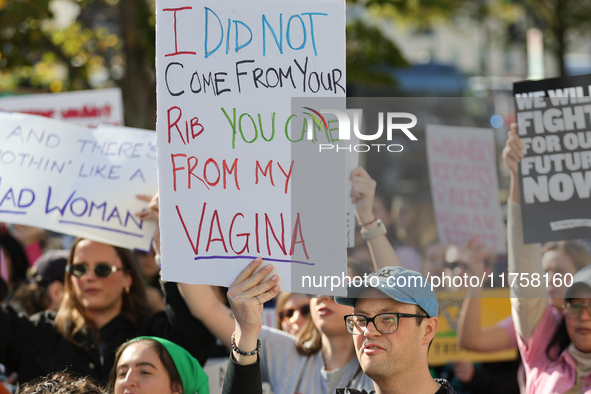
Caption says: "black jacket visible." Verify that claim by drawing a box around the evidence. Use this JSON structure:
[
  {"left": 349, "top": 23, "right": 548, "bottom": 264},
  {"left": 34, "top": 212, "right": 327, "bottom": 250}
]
[
  {"left": 335, "top": 379, "right": 457, "bottom": 394},
  {"left": 0, "top": 282, "right": 214, "bottom": 384},
  {"left": 222, "top": 355, "right": 457, "bottom": 394}
]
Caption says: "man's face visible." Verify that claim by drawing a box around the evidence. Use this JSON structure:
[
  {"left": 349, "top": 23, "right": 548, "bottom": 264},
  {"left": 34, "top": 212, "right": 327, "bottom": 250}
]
[{"left": 352, "top": 289, "right": 438, "bottom": 380}]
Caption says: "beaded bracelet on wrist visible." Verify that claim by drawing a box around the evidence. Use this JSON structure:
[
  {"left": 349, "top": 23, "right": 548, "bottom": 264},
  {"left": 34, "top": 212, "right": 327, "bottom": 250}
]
[{"left": 231, "top": 331, "right": 261, "bottom": 356}]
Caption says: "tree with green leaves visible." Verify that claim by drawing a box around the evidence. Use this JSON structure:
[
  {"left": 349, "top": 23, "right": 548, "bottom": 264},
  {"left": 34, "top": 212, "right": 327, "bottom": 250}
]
[
  {"left": 0, "top": 0, "right": 156, "bottom": 129},
  {"left": 0, "top": 0, "right": 406, "bottom": 128},
  {"left": 520, "top": 0, "right": 591, "bottom": 76}
]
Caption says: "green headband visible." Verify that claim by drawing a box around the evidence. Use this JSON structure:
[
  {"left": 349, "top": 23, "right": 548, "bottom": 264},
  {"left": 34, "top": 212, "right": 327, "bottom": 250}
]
[{"left": 133, "top": 337, "right": 209, "bottom": 394}]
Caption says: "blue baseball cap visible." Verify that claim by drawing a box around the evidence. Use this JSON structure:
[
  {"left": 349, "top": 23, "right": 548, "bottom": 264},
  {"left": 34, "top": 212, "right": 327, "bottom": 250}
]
[{"left": 335, "top": 266, "right": 439, "bottom": 317}]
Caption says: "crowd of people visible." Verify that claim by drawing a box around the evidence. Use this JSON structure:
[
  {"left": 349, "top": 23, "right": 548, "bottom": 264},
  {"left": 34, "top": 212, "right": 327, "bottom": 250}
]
[{"left": 2, "top": 123, "right": 591, "bottom": 394}]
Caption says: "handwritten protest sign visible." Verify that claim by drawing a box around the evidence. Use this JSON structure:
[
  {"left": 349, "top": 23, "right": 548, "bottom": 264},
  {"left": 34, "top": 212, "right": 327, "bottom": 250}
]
[
  {"left": 0, "top": 88, "right": 123, "bottom": 127},
  {"left": 156, "top": 0, "right": 347, "bottom": 292},
  {"left": 429, "top": 289, "right": 516, "bottom": 366},
  {"left": 514, "top": 74, "right": 591, "bottom": 243},
  {"left": 0, "top": 112, "right": 157, "bottom": 250},
  {"left": 427, "top": 125, "right": 506, "bottom": 253}
]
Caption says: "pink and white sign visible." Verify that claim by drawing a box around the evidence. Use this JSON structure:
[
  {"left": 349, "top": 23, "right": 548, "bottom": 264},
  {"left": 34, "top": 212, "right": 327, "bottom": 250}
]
[{"left": 426, "top": 124, "right": 506, "bottom": 253}]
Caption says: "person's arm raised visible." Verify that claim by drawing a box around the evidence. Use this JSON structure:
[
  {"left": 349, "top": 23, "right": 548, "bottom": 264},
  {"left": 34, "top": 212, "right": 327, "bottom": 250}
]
[
  {"left": 350, "top": 166, "right": 401, "bottom": 270},
  {"left": 501, "top": 125, "right": 523, "bottom": 205},
  {"left": 456, "top": 242, "right": 515, "bottom": 352},
  {"left": 179, "top": 258, "right": 280, "bottom": 359},
  {"left": 226, "top": 258, "right": 280, "bottom": 365},
  {"left": 177, "top": 283, "right": 235, "bottom": 349},
  {"left": 136, "top": 193, "right": 161, "bottom": 254},
  {"left": 502, "top": 123, "right": 546, "bottom": 342}
]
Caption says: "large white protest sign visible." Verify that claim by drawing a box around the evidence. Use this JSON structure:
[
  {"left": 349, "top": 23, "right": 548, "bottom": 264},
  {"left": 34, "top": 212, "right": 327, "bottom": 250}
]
[
  {"left": 156, "top": 0, "right": 346, "bottom": 292},
  {"left": 0, "top": 113, "right": 157, "bottom": 250},
  {"left": 0, "top": 88, "right": 124, "bottom": 127},
  {"left": 426, "top": 125, "right": 506, "bottom": 253}
]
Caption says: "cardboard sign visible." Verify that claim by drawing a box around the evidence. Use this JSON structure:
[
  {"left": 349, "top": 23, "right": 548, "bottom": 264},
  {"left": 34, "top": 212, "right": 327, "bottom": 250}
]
[
  {"left": 0, "top": 88, "right": 124, "bottom": 127},
  {"left": 0, "top": 113, "right": 157, "bottom": 250},
  {"left": 426, "top": 125, "right": 507, "bottom": 253},
  {"left": 514, "top": 74, "right": 591, "bottom": 243},
  {"left": 155, "top": 0, "right": 347, "bottom": 292},
  {"left": 428, "top": 289, "right": 517, "bottom": 366}
]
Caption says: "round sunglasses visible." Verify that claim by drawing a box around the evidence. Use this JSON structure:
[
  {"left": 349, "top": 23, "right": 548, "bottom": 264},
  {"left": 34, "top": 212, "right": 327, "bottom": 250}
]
[
  {"left": 67, "top": 263, "right": 124, "bottom": 278},
  {"left": 279, "top": 304, "right": 311, "bottom": 320}
]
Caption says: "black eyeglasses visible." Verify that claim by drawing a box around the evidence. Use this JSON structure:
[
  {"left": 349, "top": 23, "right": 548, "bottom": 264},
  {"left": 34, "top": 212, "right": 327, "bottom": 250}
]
[
  {"left": 564, "top": 302, "right": 591, "bottom": 318},
  {"left": 344, "top": 313, "right": 428, "bottom": 335},
  {"left": 67, "top": 263, "right": 124, "bottom": 279},
  {"left": 279, "top": 304, "right": 311, "bottom": 320}
]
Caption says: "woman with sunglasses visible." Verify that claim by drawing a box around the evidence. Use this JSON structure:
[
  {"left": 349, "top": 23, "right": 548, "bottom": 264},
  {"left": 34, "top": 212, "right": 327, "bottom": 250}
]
[
  {"left": 504, "top": 124, "right": 591, "bottom": 393},
  {"left": 0, "top": 236, "right": 215, "bottom": 385},
  {"left": 275, "top": 292, "right": 310, "bottom": 336}
]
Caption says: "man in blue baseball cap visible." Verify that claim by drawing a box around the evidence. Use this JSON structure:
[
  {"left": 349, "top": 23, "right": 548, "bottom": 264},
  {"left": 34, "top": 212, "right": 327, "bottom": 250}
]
[{"left": 335, "top": 266, "right": 456, "bottom": 394}]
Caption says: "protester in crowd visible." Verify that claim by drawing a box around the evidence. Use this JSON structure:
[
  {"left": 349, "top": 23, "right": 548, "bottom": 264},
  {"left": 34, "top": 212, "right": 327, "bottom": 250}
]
[
  {"left": 275, "top": 292, "right": 310, "bottom": 336},
  {"left": 438, "top": 241, "right": 520, "bottom": 394},
  {"left": 505, "top": 123, "right": 591, "bottom": 393},
  {"left": 10, "top": 249, "right": 68, "bottom": 315},
  {"left": 0, "top": 234, "right": 215, "bottom": 385},
  {"left": 11, "top": 225, "right": 47, "bottom": 268},
  {"left": 108, "top": 336, "right": 208, "bottom": 394},
  {"left": 17, "top": 372, "right": 104, "bottom": 394},
  {"left": 0, "top": 226, "right": 29, "bottom": 303},
  {"left": 334, "top": 266, "right": 455, "bottom": 394},
  {"left": 223, "top": 263, "right": 456, "bottom": 394},
  {"left": 355, "top": 194, "right": 422, "bottom": 273},
  {"left": 421, "top": 242, "right": 447, "bottom": 279},
  {"left": 374, "top": 194, "right": 422, "bottom": 272},
  {"left": 134, "top": 249, "right": 165, "bottom": 312},
  {"left": 0, "top": 279, "right": 7, "bottom": 308},
  {"left": 458, "top": 240, "right": 590, "bottom": 353},
  {"left": 391, "top": 195, "right": 437, "bottom": 255}
]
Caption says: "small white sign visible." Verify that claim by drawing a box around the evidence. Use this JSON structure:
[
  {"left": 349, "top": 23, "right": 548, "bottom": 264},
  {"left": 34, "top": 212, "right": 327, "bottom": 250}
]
[
  {"left": 0, "top": 113, "right": 157, "bottom": 250},
  {"left": 0, "top": 88, "right": 124, "bottom": 127}
]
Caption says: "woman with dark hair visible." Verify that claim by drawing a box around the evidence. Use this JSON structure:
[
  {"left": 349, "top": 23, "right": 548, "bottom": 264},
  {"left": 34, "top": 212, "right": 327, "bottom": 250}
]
[
  {"left": 10, "top": 249, "right": 69, "bottom": 315},
  {"left": 504, "top": 124, "right": 591, "bottom": 393},
  {"left": 0, "top": 227, "right": 30, "bottom": 302},
  {"left": 0, "top": 237, "right": 215, "bottom": 385},
  {"left": 109, "top": 336, "right": 208, "bottom": 394}
]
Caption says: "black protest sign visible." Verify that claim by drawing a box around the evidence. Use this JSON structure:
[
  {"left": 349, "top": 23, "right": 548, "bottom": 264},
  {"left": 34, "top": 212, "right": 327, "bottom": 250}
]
[{"left": 514, "top": 74, "right": 591, "bottom": 243}]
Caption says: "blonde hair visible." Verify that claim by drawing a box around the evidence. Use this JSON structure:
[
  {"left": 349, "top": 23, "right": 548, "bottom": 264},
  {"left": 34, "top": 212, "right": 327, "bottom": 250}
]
[
  {"left": 54, "top": 238, "right": 152, "bottom": 346},
  {"left": 391, "top": 196, "right": 437, "bottom": 252},
  {"left": 295, "top": 316, "right": 322, "bottom": 356},
  {"left": 275, "top": 292, "right": 293, "bottom": 330},
  {"left": 542, "top": 241, "right": 591, "bottom": 272}
]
